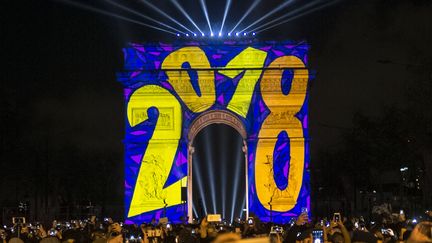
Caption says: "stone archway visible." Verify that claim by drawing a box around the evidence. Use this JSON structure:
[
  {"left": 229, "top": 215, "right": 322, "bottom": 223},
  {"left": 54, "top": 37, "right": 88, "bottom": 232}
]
[{"left": 187, "top": 110, "right": 248, "bottom": 222}]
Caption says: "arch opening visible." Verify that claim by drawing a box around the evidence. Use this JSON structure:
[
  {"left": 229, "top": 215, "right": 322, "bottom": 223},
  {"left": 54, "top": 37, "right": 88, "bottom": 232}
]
[
  {"left": 187, "top": 110, "right": 248, "bottom": 223},
  {"left": 191, "top": 124, "right": 245, "bottom": 222}
]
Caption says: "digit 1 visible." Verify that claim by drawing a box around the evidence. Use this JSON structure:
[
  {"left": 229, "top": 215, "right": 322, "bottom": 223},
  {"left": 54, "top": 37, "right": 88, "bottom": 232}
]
[{"left": 219, "top": 47, "right": 267, "bottom": 117}]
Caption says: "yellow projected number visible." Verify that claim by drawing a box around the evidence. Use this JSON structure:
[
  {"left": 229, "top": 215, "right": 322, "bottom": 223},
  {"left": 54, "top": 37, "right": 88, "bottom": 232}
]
[
  {"left": 255, "top": 56, "right": 308, "bottom": 211},
  {"left": 127, "top": 85, "right": 183, "bottom": 217},
  {"left": 219, "top": 47, "right": 267, "bottom": 117},
  {"left": 162, "top": 47, "right": 215, "bottom": 113}
]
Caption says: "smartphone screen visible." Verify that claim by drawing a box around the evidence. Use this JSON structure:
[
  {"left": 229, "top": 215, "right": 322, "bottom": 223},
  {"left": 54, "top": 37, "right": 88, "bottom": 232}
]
[
  {"left": 333, "top": 213, "right": 340, "bottom": 222},
  {"left": 313, "top": 229, "right": 324, "bottom": 243},
  {"left": 247, "top": 217, "right": 253, "bottom": 225}
]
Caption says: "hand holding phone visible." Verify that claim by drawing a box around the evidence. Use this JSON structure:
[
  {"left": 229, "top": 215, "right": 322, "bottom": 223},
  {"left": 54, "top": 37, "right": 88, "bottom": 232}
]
[{"left": 296, "top": 213, "right": 308, "bottom": 225}]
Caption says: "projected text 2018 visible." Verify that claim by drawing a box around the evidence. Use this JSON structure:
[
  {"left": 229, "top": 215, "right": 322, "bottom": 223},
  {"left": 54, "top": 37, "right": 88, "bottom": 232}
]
[{"left": 118, "top": 41, "right": 311, "bottom": 224}]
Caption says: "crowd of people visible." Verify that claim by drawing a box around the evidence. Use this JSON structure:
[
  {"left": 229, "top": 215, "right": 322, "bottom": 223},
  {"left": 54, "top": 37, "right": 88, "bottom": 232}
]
[{"left": 0, "top": 210, "right": 430, "bottom": 243}]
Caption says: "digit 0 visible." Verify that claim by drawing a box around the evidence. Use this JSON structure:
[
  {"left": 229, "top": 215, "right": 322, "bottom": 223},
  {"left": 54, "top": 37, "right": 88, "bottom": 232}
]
[{"left": 162, "top": 47, "right": 215, "bottom": 113}]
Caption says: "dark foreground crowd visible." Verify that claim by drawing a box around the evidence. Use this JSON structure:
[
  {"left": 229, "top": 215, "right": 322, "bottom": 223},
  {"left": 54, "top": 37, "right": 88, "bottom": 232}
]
[{"left": 1, "top": 210, "right": 431, "bottom": 243}]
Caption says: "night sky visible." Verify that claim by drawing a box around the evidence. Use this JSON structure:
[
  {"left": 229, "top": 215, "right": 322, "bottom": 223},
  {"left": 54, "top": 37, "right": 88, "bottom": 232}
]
[{"left": 2, "top": 0, "right": 432, "bottom": 219}]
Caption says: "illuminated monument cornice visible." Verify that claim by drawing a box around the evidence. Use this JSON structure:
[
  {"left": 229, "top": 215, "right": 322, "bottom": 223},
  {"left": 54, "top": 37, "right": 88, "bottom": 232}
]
[{"left": 117, "top": 40, "right": 312, "bottom": 224}]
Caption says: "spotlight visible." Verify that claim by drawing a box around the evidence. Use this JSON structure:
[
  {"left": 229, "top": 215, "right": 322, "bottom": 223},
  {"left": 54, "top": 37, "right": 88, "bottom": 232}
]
[
  {"left": 229, "top": 0, "right": 261, "bottom": 34},
  {"left": 106, "top": 0, "right": 185, "bottom": 35},
  {"left": 218, "top": 32, "right": 222, "bottom": 37},
  {"left": 202, "top": 33, "right": 205, "bottom": 37},
  {"left": 186, "top": 33, "right": 189, "bottom": 37},
  {"left": 235, "top": 32, "right": 239, "bottom": 36},
  {"left": 139, "top": 0, "right": 193, "bottom": 33},
  {"left": 252, "top": 32, "right": 256, "bottom": 36},
  {"left": 228, "top": 33, "right": 231, "bottom": 36},
  {"left": 211, "top": 32, "right": 214, "bottom": 37},
  {"left": 200, "top": 0, "right": 213, "bottom": 35},
  {"left": 176, "top": 33, "right": 180, "bottom": 37},
  {"left": 243, "top": 32, "right": 247, "bottom": 36},
  {"left": 170, "top": 0, "right": 203, "bottom": 35},
  {"left": 252, "top": 0, "right": 341, "bottom": 33},
  {"left": 219, "top": 0, "right": 232, "bottom": 36},
  {"left": 194, "top": 33, "right": 197, "bottom": 37}
]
